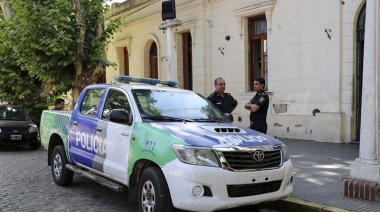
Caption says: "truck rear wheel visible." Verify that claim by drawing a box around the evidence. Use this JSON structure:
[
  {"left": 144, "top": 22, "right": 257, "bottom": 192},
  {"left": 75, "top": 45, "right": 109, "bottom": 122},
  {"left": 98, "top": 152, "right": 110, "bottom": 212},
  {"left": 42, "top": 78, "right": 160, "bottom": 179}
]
[
  {"left": 138, "top": 166, "right": 173, "bottom": 212},
  {"left": 51, "top": 145, "right": 73, "bottom": 186}
]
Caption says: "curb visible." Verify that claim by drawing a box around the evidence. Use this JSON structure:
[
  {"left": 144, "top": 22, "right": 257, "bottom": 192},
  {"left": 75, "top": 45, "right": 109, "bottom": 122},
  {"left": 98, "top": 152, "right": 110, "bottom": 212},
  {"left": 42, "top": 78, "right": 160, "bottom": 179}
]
[{"left": 274, "top": 197, "right": 350, "bottom": 212}]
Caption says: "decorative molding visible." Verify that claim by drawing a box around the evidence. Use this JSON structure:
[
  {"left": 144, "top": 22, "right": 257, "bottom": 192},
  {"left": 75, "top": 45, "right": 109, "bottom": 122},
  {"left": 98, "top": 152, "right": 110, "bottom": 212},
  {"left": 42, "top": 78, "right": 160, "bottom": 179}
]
[
  {"left": 108, "top": 0, "right": 159, "bottom": 18},
  {"left": 113, "top": 37, "right": 132, "bottom": 57},
  {"left": 232, "top": 0, "right": 277, "bottom": 36},
  {"left": 265, "top": 9, "right": 273, "bottom": 34},
  {"left": 175, "top": 20, "right": 198, "bottom": 46}
]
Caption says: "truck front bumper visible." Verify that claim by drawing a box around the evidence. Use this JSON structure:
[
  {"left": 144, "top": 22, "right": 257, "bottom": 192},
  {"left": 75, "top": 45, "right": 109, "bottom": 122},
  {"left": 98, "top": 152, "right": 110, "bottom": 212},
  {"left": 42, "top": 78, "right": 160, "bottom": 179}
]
[
  {"left": 0, "top": 132, "right": 38, "bottom": 145},
  {"left": 162, "top": 159, "right": 293, "bottom": 212}
]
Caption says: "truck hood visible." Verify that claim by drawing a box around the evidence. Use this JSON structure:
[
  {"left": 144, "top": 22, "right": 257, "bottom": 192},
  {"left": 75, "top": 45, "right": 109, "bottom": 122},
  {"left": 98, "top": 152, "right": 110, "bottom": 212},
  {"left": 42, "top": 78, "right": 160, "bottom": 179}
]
[
  {"left": 149, "top": 122, "right": 282, "bottom": 147},
  {"left": 0, "top": 120, "right": 33, "bottom": 128}
]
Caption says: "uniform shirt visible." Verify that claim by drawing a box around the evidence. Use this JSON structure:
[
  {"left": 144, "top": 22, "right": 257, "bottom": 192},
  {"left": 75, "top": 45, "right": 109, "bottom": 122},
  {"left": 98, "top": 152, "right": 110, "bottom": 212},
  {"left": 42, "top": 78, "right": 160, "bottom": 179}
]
[
  {"left": 52, "top": 107, "right": 62, "bottom": 110},
  {"left": 249, "top": 91, "right": 269, "bottom": 122},
  {"left": 207, "top": 91, "right": 238, "bottom": 114}
]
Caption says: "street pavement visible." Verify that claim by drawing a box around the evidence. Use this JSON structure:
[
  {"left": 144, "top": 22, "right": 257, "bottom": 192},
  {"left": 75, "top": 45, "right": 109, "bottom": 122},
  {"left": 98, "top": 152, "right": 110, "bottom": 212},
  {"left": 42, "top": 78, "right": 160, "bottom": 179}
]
[
  {"left": 0, "top": 145, "right": 283, "bottom": 212},
  {"left": 278, "top": 138, "right": 380, "bottom": 212},
  {"left": 0, "top": 145, "right": 134, "bottom": 212},
  {"left": 1, "top": 138, "right": 379, "bottom": 212}
]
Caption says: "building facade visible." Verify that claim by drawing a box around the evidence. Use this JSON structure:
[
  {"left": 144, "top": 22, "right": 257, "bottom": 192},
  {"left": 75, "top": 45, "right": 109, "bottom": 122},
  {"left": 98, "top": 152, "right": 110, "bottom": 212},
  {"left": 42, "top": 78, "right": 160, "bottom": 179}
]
[{"left": 105, "top": 0, "right": 367, "bottom": 143}]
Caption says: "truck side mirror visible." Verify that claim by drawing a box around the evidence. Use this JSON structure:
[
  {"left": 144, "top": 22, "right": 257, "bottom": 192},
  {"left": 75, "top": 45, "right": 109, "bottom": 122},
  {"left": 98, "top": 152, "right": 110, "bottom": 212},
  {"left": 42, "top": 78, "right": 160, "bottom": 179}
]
[{"left": 109, "top": 109, "right": 132, "bottom": 126}]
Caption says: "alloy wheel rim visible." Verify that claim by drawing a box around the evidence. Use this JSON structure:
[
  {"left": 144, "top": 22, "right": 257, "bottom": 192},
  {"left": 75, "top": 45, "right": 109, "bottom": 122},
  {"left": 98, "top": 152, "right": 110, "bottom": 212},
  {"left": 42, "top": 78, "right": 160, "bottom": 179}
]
[
  {"left": 53, "top": 154, "right": 62, "bottom": 178},
  {"left": 141, "top": 180, "right": 155, "bottom": 212}
]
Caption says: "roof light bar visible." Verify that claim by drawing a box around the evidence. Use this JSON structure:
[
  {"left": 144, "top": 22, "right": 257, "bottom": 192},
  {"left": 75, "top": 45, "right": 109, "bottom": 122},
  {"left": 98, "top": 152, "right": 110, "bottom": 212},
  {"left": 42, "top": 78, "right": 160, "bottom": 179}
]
[{"left": 114, "top": 75, "right": 178, "bottom": 87}]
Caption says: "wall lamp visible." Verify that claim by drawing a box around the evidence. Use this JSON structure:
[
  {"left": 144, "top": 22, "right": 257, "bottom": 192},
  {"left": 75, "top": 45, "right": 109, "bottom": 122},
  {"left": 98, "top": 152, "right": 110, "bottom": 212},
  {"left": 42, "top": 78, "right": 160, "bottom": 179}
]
[
  {"left": 219, "top": 47, "right": 224, "bottom": 55},
  {"left": 325, "top": 29, "right": 331, "bottom": 39}
]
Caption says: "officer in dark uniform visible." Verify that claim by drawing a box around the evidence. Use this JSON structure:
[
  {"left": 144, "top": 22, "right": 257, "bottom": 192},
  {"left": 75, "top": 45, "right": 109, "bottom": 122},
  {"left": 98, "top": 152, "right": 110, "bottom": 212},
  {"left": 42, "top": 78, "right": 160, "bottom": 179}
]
[
  {"left": 52, "top": 98, "right": 65, "bottom": 111},
  {"left": 244, "top": 77, "right": 269, "bottom": 134},
  {"left": 207, "top": 77, "right": 238, "bottom": 121}
]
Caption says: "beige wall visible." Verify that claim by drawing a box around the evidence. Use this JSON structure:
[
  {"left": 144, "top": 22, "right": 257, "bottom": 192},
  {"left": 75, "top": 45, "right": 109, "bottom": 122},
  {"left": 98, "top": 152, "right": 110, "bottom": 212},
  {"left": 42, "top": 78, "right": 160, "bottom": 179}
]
[{"left": 106, "top": 0, "right": 368, "bottom": 143}]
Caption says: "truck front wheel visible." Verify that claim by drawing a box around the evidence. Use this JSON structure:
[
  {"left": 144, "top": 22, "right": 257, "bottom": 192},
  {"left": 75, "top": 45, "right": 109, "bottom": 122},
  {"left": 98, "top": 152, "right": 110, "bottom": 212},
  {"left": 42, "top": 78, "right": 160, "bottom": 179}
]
[
  {"left": 138, "top": 166, "right": 173, "bottom": 212},
  {"left": 51, "top": 145, "right": 73, "bottom": 186}
]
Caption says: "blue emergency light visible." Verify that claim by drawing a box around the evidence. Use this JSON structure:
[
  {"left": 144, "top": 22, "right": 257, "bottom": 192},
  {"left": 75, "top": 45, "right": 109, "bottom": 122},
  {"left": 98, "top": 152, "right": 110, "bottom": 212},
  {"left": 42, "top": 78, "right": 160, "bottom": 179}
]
[{"left": 114, "top": 75, "right": 178, "bottom": 87}]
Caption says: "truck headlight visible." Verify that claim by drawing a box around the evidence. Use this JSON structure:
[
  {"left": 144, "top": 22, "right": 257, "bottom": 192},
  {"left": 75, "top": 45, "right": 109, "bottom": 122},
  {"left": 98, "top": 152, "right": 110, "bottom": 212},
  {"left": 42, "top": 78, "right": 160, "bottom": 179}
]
[
  {"left": 28, "top": 124, "right": 38, "bottom": 133},
  {"left": 275, "top": 144, "right": 290, "bottom": 162},
  {"left": 172, "top": 144, "right": 220, "bottom": 167}
]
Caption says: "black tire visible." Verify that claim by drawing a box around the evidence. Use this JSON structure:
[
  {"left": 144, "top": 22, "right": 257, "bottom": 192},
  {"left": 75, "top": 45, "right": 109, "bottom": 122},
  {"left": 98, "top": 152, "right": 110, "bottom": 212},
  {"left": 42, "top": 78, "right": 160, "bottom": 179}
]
[
  {"left": 138, "top": 166, "right": 173, "bottom": 212},
  {"left": 51, "top": 145, "right": 73, "bottom": 186}
]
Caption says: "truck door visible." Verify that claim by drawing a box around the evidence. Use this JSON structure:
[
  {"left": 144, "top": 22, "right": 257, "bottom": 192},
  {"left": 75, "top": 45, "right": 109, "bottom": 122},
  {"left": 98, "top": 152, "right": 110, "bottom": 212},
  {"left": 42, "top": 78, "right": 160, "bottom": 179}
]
[
  {"left": 69, "top": 87, "right": 106, "bottom": 170},
  {"left": 96, "top": 88, "right": 132, "bottom": 182}
]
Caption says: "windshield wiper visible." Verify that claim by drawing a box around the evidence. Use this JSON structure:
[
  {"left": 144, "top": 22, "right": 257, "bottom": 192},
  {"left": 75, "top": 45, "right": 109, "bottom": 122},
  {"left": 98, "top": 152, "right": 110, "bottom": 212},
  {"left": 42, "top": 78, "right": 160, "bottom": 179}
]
[
  {"left": 143, "top": 115, "right": 195, "bottom": 122},
  {"left": 191, "top": 118, "right": 222, "bottom": 122}
]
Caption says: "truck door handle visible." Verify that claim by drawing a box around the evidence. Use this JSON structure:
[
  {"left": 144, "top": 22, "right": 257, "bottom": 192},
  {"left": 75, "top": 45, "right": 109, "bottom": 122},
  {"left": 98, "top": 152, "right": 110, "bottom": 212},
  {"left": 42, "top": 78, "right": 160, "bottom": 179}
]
[
  {"left": 95, "top": 128, "right": 102, "bottom": 132},
  {"left": 72, "top": 121, "right": 78, "bottom": 126}
]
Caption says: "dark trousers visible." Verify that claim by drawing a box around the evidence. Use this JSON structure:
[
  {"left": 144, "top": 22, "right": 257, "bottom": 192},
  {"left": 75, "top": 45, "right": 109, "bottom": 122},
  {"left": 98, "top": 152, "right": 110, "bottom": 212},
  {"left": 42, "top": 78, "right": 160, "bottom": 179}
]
[{"left": 249, "top": 120, "right": 267, "bottom": 134}]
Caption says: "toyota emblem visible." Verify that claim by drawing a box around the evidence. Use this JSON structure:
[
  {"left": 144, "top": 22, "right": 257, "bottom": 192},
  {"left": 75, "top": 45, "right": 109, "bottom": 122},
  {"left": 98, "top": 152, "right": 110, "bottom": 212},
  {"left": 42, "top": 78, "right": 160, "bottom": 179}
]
[{"left": 253, "top": 150, "right": 265, "bottom": 161}]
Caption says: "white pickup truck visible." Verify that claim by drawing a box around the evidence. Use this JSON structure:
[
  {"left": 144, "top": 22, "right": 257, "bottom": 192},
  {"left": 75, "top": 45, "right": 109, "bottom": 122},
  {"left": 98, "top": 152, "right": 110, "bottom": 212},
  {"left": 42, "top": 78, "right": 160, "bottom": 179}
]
[{"left": 40, "top": 76, "right": 293, "bottom": 212}]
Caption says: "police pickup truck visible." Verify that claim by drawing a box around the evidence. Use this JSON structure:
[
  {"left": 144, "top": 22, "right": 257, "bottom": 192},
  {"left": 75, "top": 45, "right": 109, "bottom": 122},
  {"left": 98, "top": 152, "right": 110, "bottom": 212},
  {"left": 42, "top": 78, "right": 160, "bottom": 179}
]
[{"left": 40, "top": 76, "right": 293, "bottom": 212}]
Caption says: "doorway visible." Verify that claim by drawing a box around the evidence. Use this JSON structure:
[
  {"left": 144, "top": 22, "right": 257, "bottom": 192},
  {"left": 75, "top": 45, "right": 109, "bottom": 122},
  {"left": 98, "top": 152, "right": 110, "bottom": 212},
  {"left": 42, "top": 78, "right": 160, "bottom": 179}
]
[
  {"left": 182, "top": 32, "right": 193, "bottom": 90},
  {"left": 355, "top": 3, "right": 366, "bottom": 141},
  {"left": 124, "top": 47, "right": 129, "bottom": 76}
]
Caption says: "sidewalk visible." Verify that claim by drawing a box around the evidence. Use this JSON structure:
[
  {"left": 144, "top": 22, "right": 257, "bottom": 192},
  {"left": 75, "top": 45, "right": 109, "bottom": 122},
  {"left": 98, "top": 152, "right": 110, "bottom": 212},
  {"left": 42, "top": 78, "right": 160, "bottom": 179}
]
[{"left": 276, "top": 138, "right": 379, "bottom": 212}]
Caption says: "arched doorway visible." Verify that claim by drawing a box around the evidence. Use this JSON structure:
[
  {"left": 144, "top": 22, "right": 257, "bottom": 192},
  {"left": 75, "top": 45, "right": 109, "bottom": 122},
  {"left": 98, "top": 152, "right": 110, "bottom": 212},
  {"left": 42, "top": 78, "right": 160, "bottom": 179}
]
[
  {"left": 149, "top": 42, "right": 158, "bottom": 79},
  {"left": 96, "top": 72, "right": 106, "bottom": 83},
  {"left": 355, "top": 3, "right": 366, "bottom": 141}
]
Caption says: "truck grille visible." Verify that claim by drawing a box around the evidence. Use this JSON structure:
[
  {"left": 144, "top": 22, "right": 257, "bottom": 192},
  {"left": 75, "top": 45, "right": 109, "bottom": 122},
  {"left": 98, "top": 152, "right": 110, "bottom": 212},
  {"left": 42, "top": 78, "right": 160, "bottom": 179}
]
[
  {"left": 1, "top": 127, "right": 28, "bottom": 133},
  {"left": 227, "top": 180, "right": 282, "bottom": 197},
  {"left": 222, "top": 150, "right": 281, "bottom": 170}
]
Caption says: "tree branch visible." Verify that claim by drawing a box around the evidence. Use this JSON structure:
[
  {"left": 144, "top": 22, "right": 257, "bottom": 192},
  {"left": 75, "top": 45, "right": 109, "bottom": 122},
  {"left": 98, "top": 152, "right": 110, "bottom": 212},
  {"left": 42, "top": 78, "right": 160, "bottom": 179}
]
[
  {"left": 1, "top": 0, "right": 12, "bottom": 20},
  {"left": 72, "top": 0, "right": 85, "bottom": 63}
]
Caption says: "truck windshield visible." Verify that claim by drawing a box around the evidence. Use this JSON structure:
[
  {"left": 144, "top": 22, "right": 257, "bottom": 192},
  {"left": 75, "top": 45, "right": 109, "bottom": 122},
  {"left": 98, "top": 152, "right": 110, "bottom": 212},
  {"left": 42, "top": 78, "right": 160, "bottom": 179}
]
[
  {"left": 0, "top": 106, "right": 29, "bottom": 121},
  {"left": 132, "top": 89, "right": 230, "bottom": 122}
]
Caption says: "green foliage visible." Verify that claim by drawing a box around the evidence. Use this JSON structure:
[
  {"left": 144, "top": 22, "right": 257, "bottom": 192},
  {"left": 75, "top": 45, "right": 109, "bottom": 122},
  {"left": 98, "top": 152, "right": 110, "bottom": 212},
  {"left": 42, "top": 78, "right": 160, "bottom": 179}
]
[
  {"left": 0, "top": 67, "right": 47, "bottom": 126},
  {"left": 0, "top": 0, "right": 121, "bottom": 122}
]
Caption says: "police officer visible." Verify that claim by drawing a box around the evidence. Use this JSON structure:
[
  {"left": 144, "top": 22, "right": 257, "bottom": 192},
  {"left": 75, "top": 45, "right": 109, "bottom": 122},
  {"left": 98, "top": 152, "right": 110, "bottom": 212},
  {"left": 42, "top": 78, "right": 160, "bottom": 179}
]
[
  {"left": 244, "top": 77, "right": 269, "bottom": 134},
  {"left": 52, "top": 98, "right": 65, "bottom": 111},
  {"left": 207, "top": 77, "right": 238, "bottom": 120}
]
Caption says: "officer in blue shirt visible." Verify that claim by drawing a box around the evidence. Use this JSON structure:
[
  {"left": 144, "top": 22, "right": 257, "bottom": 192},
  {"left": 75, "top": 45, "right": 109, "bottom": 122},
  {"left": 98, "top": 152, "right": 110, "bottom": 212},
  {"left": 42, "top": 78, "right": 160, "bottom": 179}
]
[
  {"left": 244, "top": 77, "right": 269, "bottom": 134},
  {"left": 207, "top": 77, "right": 238, "bottom": 121}
]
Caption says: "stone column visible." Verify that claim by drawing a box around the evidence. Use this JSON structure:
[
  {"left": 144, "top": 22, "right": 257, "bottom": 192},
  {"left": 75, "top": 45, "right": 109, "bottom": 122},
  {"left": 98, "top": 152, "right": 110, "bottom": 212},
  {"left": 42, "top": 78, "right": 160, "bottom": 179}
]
[{"left": 349, "top": 0, "right": 380, "bottom": 184}]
